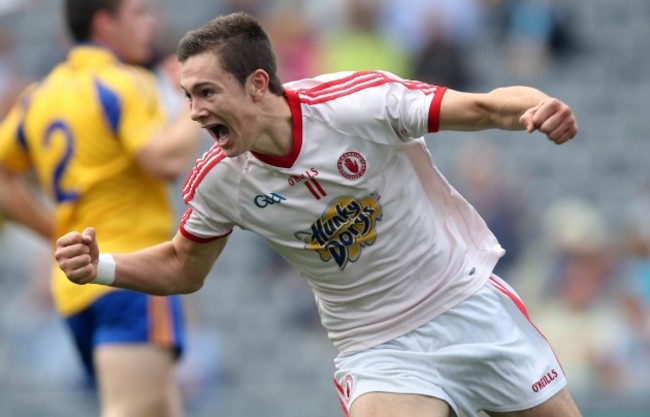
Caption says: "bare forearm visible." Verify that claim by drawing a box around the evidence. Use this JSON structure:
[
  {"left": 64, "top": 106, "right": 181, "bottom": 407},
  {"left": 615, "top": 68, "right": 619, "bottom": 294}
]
[
  {"left": 482, "top": 86, "right": 551, "bottom": 131},
  {"left": 56, "top": 229, "right": 226, "bottom": 295},
  {"left": 438, "top": 87, "right": 577, "bottom": 144},
  {"left": 111, "top": 241, "right": 207, "bottom": 295},
  {"left": 440, "top": 87, "right": 550, "bottom": 131}
]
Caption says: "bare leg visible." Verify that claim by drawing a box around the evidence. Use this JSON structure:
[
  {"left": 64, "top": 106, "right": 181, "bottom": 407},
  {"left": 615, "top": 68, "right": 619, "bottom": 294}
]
[
  {"left": 95, "top": 344, "right": 183, "bottom": 417},
  {"left": 350, "top": 392, "right": 451, "bottom": 417},
  {"left": 486, "top": 388, "right": 582, "bottom": 417}
]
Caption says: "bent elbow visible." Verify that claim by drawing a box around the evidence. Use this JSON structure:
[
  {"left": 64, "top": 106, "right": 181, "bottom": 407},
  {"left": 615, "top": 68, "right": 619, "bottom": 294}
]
[
  {"left": 185, "top": 282, "right": 204, "bottom": 294},
  {"left": 148, "top": 163, "right": 184, "bottom": 182},
  {"left": 177, "top": 277, "right": 204, "bottom": 294}
]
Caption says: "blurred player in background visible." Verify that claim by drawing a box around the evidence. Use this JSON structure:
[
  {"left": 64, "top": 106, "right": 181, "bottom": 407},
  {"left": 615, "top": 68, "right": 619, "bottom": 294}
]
[
  {"left": 0, "top": 168, "right": 52, "bottom": 237},
  {"left": 0, "top": 0, "right": 201, "bottom": 416},
  {"left": 55, "top": 11, "right": 582, "bottom": 417}
]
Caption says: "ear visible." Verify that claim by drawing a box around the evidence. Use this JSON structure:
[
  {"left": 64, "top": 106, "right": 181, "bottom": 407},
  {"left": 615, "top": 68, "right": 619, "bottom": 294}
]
[{"left": 247, "top": 69, "right": 270, "bottom": 102}]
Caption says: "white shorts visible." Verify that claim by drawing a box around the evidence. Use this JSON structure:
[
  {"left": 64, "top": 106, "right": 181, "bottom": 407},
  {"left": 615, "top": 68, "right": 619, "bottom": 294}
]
[{"left": 333, "top": 275, "right": 567, "bottom": 417}]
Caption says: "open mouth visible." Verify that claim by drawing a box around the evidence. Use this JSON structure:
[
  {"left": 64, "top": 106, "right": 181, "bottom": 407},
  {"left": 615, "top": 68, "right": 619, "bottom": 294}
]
[{"left": 208, "top": 123, "right": 231, "bottom": 146}]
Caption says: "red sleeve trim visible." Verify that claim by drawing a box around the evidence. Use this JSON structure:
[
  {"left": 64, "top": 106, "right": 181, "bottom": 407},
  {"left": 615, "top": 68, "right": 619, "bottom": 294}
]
[
  {"left": 427, "top": 87, "right": 448, "bottom": 133},
  {"left": 179, "top": 223, "right": 232, "bottom": 243},
  {"left": 178, "top": 207, "right": 232, "bottom": 243}
]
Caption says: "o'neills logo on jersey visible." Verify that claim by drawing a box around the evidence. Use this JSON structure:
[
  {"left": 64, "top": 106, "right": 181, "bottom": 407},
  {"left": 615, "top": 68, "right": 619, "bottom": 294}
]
[
  {"left": 295, "top": 192, "right": 382, "bottom": 270},
  {"left": 337, "top": 151, "right": 367, "bottom": 180},
  {"left": 532, "top": 369, "right": 558, "bottom": 392}
]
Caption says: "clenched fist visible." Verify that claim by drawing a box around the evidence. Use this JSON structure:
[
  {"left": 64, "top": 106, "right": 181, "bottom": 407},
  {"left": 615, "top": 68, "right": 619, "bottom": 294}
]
[
  {"left": 520, "top": 98, "right": 578, "bottom": 145},
  {"left": 55, "top": 227, "right": 100, "bottom": 285}
]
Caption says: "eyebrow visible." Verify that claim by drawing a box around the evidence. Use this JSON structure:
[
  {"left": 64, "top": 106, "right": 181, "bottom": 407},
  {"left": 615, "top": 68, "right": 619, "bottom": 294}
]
[{"left": 183, "top": 82, "right": 216, "bottom": 94}]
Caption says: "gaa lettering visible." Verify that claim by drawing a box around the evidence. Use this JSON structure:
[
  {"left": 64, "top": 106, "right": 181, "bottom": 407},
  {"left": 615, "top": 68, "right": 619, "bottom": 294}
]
[{"left": 254, "top": 192, "right": 287, "bottom": 208}]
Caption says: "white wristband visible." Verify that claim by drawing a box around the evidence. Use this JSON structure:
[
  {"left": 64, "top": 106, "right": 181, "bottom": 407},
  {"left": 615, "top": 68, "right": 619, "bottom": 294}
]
[{"left": 92, "top": 253, "right": 116, "bottom": 286}]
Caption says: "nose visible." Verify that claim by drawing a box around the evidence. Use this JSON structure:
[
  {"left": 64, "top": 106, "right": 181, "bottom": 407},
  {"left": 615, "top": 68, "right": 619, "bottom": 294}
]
[{"left": 189, "top": 101, "right": 208, "bottom": 123}]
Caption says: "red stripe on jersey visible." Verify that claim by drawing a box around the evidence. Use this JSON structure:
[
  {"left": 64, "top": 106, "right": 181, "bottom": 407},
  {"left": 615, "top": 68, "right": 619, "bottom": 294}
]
[
  {"left": 180, "top": 206, "right": 192, "bottom": 224},
  {"left": 401, "top": 79, "right": 439, "bottom": 93},
  {"left": 294, "top": 71, "right": 442, "bottom": 105},
  {"left": 298, "top": 71, "right": 385, "bottom": 97},
  {"left": 299, "top": 78, "right": 393, "bottom": 105},
  {"left": 182, "top": 145, "right": 225, "bottom": 203}
]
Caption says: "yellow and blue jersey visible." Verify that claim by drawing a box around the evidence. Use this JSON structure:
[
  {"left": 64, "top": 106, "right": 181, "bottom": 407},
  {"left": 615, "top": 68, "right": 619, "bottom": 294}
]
[{"left": 0, "top": 46, "right": 174, "bottom": 316}]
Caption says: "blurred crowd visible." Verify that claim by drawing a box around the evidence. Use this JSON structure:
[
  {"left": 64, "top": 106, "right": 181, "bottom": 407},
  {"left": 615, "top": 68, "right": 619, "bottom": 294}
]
[{"left": 0, "top": 0, "right": 648, "bottom": 416}]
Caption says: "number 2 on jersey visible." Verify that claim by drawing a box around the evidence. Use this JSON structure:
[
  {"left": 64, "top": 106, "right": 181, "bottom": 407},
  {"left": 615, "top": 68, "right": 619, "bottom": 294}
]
[{"left": 44, "top": 120, "right": 79, "bottom": 203}]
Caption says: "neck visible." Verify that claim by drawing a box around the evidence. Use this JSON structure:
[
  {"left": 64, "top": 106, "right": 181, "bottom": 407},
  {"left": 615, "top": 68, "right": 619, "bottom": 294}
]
[{"left": 252, "top": 93, "right": 294, "bottom": 157}]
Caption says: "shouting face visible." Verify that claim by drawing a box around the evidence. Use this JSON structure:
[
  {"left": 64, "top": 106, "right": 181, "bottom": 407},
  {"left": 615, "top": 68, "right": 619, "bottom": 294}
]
[{"left": 180, "top": 50, "right": 263, "bottom": 158}]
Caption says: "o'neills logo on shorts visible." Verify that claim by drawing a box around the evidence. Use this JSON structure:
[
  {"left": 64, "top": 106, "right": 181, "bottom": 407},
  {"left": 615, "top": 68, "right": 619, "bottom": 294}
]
[{"left": 532, "top": 369, "right": 558, "bottom": 392}]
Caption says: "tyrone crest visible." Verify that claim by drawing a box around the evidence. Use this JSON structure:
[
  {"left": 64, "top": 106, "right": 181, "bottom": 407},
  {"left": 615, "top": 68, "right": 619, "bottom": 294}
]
[{"left": 337, "top": 151, "right": 367, "bottom": 180}]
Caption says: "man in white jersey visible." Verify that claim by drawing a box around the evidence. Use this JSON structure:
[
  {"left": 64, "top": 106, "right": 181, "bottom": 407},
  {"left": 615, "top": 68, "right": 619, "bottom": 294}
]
[{"left": 55, "top": 12, "right": 582, "bottom": 417}]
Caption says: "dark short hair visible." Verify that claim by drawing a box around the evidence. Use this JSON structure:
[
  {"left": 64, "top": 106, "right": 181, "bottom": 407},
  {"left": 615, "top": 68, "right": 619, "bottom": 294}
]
[
  {"left": 65, "top": 0, "right": 121, "bottom": 42},
  {"left": 177, "top": 12, "right": 284, "bottom": 96}
]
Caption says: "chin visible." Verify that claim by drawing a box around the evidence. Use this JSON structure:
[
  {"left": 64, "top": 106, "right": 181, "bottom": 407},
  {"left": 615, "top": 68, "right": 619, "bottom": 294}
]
[{"left": 219, "top": 146, "right": 243, "bottom": 158}]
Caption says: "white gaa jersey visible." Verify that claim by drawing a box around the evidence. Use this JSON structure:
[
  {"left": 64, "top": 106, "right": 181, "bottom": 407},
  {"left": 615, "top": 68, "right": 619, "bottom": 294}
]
[{"left": 180, "top": 71, "right": 504, "bottom": 353}]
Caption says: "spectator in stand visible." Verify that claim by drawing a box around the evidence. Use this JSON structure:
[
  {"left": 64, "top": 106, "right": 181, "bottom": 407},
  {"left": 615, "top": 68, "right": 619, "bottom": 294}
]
[
  {"left": 319, "top": 0, "right": 410, "bottom": 77},
  {"left": 531, "top": 198, "right": 649, "bottom": 399},
  {"left": 494, "top": 0, "right": 578, "bottom": 79},
  {"left": 380, "top": 0, "right": 486, "bottom": 89}
]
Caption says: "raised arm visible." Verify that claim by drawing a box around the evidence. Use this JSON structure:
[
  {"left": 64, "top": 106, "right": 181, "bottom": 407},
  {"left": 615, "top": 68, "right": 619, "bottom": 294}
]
[
  {"left": 438, "top": 87, "right": 578, "bottom": 144},
  {"left": 55, "top": 227, "right": 227, "bottom": 295}
]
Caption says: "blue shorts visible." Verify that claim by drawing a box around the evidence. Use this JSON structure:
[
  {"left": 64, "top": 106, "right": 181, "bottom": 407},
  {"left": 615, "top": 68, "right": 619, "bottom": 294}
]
[{"left": 65, "top": 290, "right": 185, "bottom": 378}]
